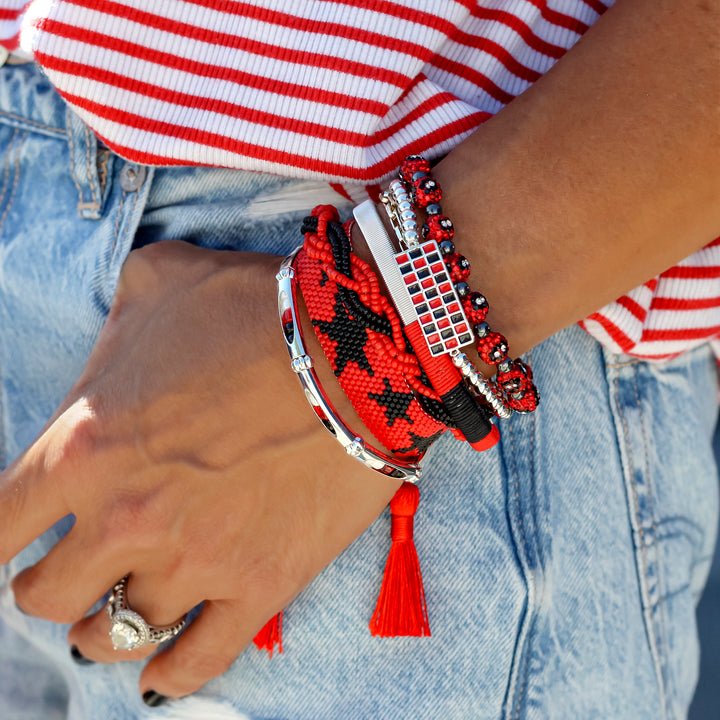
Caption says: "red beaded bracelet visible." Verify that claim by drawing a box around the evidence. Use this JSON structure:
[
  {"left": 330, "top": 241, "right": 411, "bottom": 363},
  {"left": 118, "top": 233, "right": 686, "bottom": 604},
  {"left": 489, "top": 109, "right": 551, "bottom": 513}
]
[
  {"left": 381, "top": 156, "right": 539, "bottom": 415},
  {"left": 296, "top": 206, "right": 450, "bottom": 460}
]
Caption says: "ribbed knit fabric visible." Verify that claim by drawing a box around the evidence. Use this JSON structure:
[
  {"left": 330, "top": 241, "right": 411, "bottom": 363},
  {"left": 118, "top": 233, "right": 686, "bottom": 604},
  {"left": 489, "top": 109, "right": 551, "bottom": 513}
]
[
  {"left": 580, "top": 238, "right": 720, "bottom": 359},
  {"left": 1, "top": 0, "right": 718, "bottom": 360}
]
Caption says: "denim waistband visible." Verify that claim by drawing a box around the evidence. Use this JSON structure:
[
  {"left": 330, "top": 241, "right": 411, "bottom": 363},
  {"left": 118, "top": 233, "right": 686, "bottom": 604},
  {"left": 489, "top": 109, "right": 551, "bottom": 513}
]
[{"left": 0, "top": 62, "right": 113, "bottom": 220}]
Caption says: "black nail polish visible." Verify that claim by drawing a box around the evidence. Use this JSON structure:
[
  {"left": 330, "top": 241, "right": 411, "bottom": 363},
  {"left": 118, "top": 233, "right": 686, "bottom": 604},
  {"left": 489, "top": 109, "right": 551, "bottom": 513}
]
[
  {"left": 142, "top": 690, "right": 168, "bottom": 707},
  {"left": 70, "top": 645, "right": 95, "bottom": 666}
]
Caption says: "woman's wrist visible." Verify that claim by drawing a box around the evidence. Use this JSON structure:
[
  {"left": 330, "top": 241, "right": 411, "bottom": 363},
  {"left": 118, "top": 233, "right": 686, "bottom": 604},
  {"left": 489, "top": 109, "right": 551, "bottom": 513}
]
[{"left": 429, "top": 0, "right": 720, "bottom": 357}]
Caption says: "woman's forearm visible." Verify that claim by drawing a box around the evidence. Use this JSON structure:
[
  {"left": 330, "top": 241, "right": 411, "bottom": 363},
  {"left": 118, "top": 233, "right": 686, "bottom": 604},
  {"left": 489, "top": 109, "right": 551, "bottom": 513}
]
[{"left": 434, "top": 0, "right": 720, "bottom": 356}]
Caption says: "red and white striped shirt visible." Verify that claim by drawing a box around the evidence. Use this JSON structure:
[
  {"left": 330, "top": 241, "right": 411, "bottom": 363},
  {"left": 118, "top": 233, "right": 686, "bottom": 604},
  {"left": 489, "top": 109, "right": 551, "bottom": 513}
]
[{"left": 2, "top": 0, "right": 718, "bottom": 360}]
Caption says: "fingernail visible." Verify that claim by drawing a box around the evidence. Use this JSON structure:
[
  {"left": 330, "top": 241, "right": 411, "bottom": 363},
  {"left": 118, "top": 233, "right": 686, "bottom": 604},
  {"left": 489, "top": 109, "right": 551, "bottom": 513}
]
[
  {"left": 142, "top": 690, "right": 168, "bottom": 707},
  {"left": 70, "top": 645, "right": 95, "bottom": 666}
]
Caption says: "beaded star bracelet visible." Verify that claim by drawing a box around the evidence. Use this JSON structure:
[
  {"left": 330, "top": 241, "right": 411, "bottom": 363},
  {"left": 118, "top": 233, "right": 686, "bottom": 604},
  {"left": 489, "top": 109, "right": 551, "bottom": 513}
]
[
  {"left": 276, "top": 248, "right": 420, "bottom": 482},
  {"left": 270, "top": 164, "right": 540, "bottom": 647},
  {"left": 295, "top": 206, "right": 451, "bottom": 459}
]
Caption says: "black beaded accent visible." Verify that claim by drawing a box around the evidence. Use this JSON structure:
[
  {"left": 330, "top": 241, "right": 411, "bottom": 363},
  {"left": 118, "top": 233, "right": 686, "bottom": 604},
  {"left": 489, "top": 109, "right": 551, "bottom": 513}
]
[
  {"left": 454, "top": 281, "right": 471, "bottom": 298},
  {"left": 312, "top": 294, "right": 374, "bottom": 377},
  {"left": 468, "top": 292, "right": 488, "bottom": 312},
  {"left": 497, "top": 359, "right": 513, "bottom": 373},
  {"left": 368, "top": 378, "right": 414, "bottom": 426},
  {"left": 392, "top": 428, "right": 446, "bottom": 456},
  {"left": 438, "top": 239, "right": 455, "bottom": 256},
  {"left": 425, "top": 202, "right": 442, "bottom": 216},
  {"left": 474, "top": 322, "right": 490, "bottom": 338},
  {"left": 439, "top": 384, "right": 493, "bottom": 443}
]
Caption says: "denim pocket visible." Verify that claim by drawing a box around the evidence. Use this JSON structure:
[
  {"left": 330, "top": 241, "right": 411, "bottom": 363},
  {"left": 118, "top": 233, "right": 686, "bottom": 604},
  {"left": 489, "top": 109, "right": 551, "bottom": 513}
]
[{"left": 607, "top": 346, "right": 719, "bottom": 719}]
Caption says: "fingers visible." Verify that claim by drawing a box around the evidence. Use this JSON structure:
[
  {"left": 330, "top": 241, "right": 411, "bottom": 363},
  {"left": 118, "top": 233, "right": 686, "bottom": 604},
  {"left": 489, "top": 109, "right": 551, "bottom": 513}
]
[
  {"left": 67, "top": 591, "right": 268, "bottom": 702},
  {"left": 12, "top": 525, "right": 125, "bottom": 623},
  {"left": 67, "top": 608, "right": 156, "bottom": 665},
  {"left": 68, "top": 596, "right": 269, "bottom": 705},
  {"left": 140, "top": 599, "right": 271, "bottom": 700},
  {"left": 68, "top": 570, "right": 202, "bottom": 664},
  {"left": 0, "top": 424, "right": 73, "bottom": 564}
]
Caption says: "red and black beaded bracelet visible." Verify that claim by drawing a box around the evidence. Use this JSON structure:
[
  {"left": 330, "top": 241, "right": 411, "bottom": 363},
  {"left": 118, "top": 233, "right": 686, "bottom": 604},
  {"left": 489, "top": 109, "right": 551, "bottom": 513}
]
[
  {"left": 368, "top": 156, "right": 539, "bottom": 418},
  {"left": 353, "top": 200, "right": 498, "bottom": 451},
  {"left": 296, "top": 206, "right": 453, "bottom": 460}
]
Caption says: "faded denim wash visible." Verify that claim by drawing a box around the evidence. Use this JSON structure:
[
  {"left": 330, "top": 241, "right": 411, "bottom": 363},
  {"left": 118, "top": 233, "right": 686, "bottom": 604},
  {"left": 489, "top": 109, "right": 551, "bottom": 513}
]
[{"left": 0, "top": 61, "right": 717, "bottom": 720}]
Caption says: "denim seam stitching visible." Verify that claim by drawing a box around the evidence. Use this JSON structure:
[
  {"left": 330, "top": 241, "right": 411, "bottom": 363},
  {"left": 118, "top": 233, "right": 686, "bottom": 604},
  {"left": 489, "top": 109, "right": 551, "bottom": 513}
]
[
  {"left": 111, "top": 190, "right": 138, "bottom": 264},
  {"left": 508, "top": 424, "right": 530, "bottom": 720},
  {"left": 613, "top": 370, "right": 668, "bottom": 719},
  {"left": 632, "top": 365, "right": 674, "bottom": 715},
  {"left": 513, "top": 640, "right": 531, "bottom": 720},
  {"left": 66, "top": 110, "right": 85, "bottom": 214},
  {"left": 515, "top": 349, "right": 538, "bottom": 720},
  {"left": 0, "top": 130, "right": 24, "bottom": 238},
  {"left": 504, "top": 415, "right": 534, "bottom": 720},
  {"left": 112, "top": 190, "right": 128, "bottom": 250},
  {"left": 0, "top": 110, "right": 64, "bottom": 136},
  {"left": 0, "top": 129, "right": 21, "bottom": 473},
  {"left": 97, "top": 149, "right": 109, "bottom": 197},
  {"left": 0, "top": 126, "right": 18, "bottom": 215},
  {"left": 83, "top": 124, "right": 98, "bottom": 209},
  {"left": 632, "top": 373, "right": 663, "bottom": 610}
]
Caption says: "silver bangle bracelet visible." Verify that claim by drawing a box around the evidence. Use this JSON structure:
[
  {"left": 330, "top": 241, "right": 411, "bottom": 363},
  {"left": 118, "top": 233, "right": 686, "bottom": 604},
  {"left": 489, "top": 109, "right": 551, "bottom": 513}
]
[{"left": 276, "top": 248, "right": 421, "bottom": 483}]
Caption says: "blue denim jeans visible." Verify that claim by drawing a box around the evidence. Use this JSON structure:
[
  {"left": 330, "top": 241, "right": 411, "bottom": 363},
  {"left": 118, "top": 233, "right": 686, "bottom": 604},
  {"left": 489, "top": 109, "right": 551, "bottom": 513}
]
[{"left": 0, "top": 62, "right": 718, "bottom": 720}]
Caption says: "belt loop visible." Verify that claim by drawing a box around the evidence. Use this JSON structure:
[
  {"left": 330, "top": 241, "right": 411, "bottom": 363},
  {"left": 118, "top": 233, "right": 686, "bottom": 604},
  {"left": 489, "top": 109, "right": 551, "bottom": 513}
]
[{"left": 66, "top": 107, "right": 105, "bottom": 220}]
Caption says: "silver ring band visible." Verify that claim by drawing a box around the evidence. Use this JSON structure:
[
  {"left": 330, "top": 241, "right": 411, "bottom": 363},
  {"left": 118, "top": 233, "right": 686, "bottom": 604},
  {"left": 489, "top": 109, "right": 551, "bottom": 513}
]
[{"left": 106, "top": 575, "right": 186, "bottom": 651}]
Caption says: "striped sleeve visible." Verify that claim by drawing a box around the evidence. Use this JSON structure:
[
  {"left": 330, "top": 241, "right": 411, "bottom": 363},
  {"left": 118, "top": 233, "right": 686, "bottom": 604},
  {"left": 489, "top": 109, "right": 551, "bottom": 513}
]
[
  {"left": 13, "top": 0, "right": 605, "bottom": 183},
  {"left": 0, "top": 0, "right": 28, "bottom": 52},
  {"left": 580, "top": 240, "right": 720, "bottom": 360},
  {"left": 4, "top": 0, "right": 719, "bottom": 362}
]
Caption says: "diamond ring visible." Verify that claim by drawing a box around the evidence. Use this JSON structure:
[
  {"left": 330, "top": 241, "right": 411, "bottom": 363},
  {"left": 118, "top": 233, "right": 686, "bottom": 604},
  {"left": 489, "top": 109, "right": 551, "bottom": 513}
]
[{"left": 106, "top": 575, "right": 186, "bottom": 651}]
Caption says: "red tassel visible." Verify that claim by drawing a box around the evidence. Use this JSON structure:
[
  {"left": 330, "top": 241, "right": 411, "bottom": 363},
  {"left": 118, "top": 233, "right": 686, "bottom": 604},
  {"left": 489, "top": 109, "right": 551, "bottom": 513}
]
[
  {"left": 369, "top": 482, "right": 431, "bottom": 637},
  {"left": 253, "top": 612, "right": 283, "bottom": 657}
]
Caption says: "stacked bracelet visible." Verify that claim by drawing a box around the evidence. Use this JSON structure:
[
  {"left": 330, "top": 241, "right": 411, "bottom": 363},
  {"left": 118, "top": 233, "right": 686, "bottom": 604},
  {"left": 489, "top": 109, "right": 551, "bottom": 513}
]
[
  {"left": 276, "top": 249, "right": 420, "bottom": 482},
  {"left": 274, "top": 172, "right": 540, "bottom": 644},
  {"left": 295, "top": 206, "right": 450, "bottom": 460},
  {"left": 367, "top": 156, "right": 539, "bottom": 418}
]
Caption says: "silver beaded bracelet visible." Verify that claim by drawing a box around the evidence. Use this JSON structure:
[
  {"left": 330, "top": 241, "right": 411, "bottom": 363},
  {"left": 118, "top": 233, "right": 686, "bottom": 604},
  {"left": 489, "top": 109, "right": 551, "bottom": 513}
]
[{"left": 276, "top": 249, "right": 421, "bottom": 483}]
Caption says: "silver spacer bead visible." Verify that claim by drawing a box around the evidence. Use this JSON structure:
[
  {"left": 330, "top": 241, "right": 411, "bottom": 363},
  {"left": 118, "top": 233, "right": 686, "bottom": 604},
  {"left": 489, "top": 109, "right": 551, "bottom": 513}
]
[
  {"left": 291, "top": 355, "right": 313, "bottom": 373},
  {"left": 404, "top": 230, "right": 420, "bottom": 245},
  {"left": 276, "top": 267, "right": 295, "bottom": 281},
  {"left": 345, "top": 438, "right": 364, "bottom": 457}
]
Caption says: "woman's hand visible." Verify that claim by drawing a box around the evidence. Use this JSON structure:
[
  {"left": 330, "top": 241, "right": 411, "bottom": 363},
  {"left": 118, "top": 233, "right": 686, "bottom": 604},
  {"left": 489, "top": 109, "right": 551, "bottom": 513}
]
[{"left": 0, "top": 240, "right": 401, "bottom": 700}]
